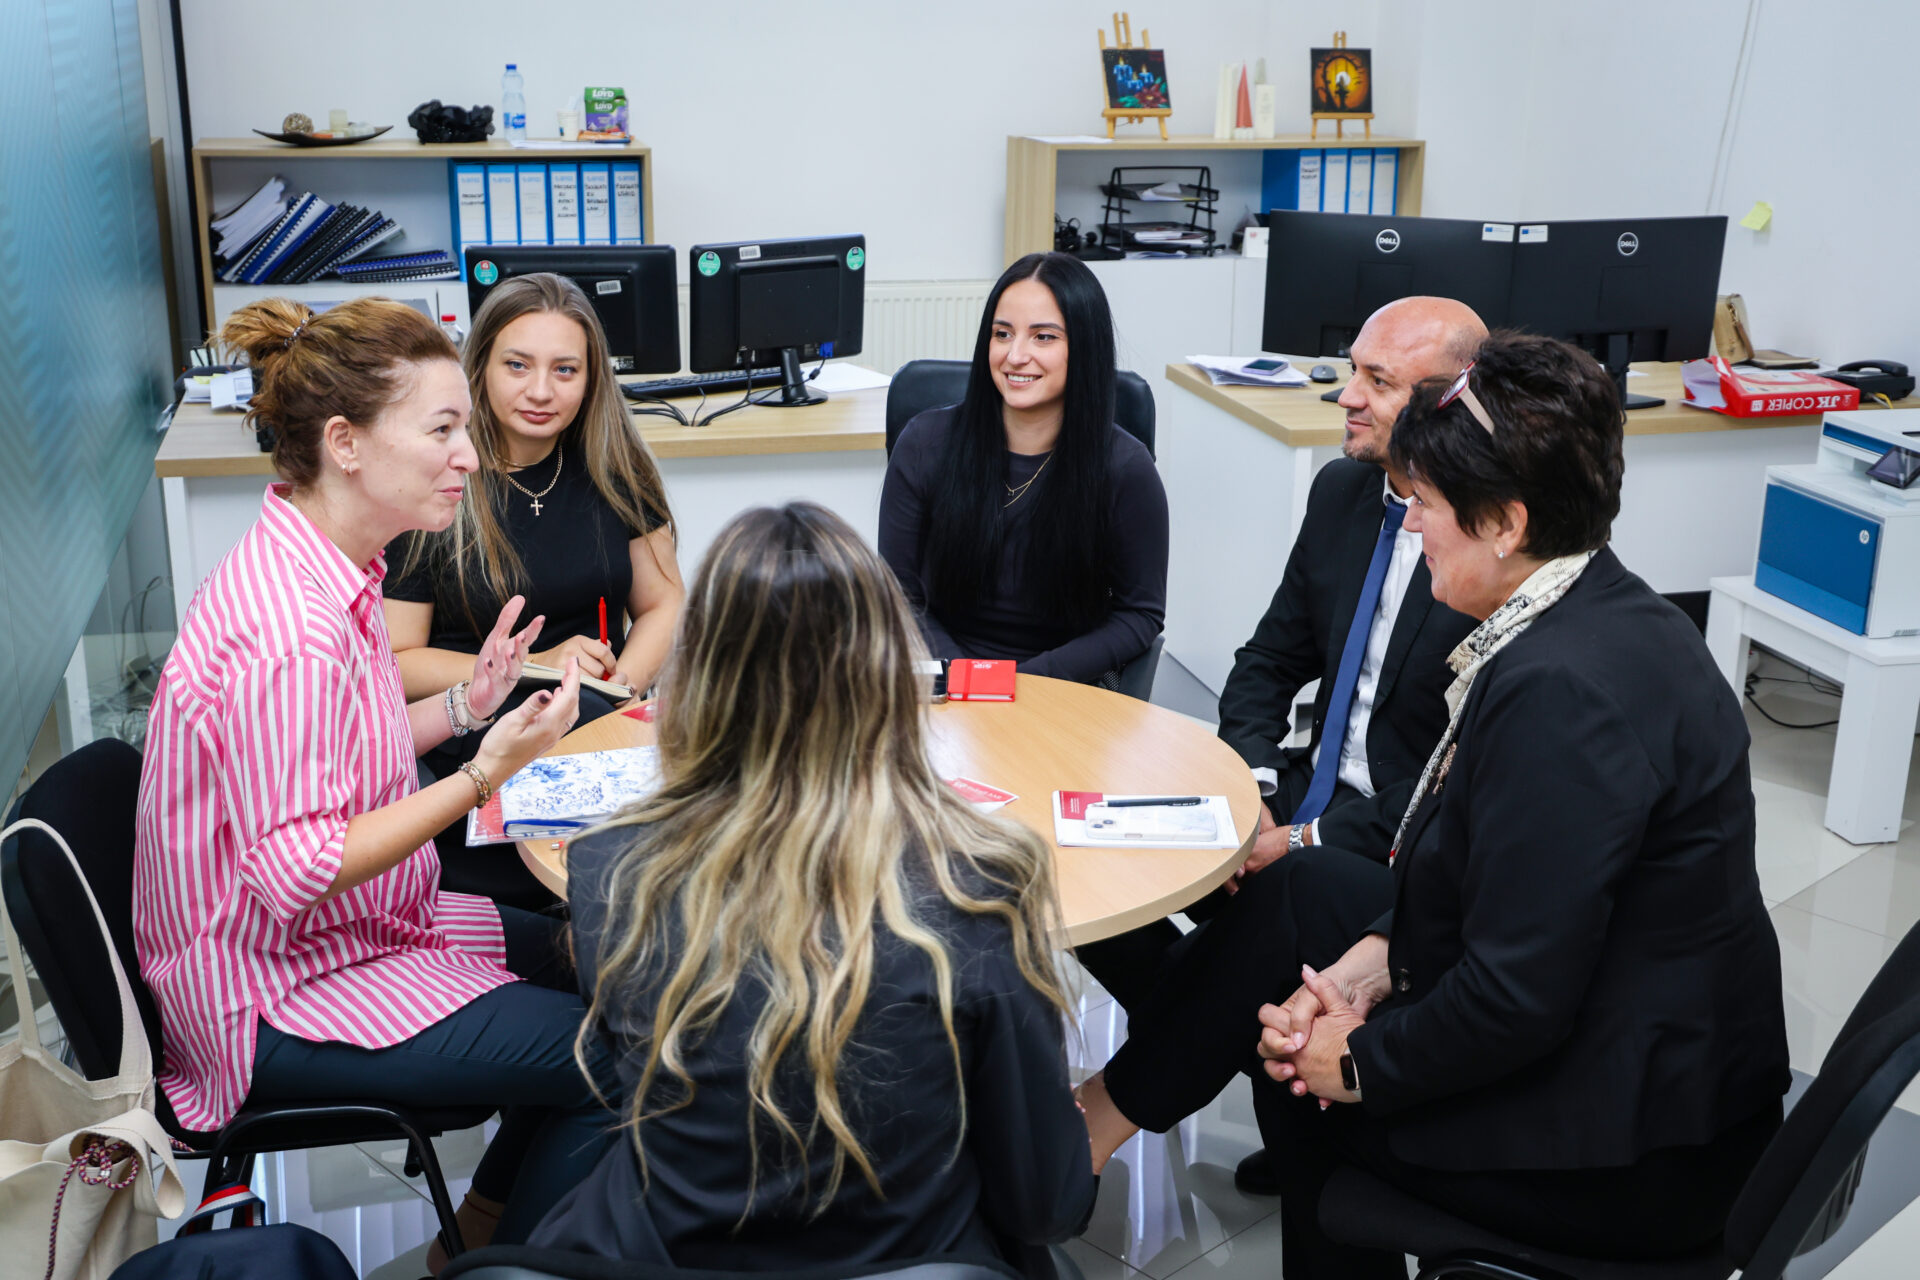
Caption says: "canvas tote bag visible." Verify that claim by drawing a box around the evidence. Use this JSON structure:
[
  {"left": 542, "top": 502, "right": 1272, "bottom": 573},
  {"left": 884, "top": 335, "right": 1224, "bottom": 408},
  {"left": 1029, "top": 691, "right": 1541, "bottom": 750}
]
[{"left": 0, "top": 818, "right": 183, "bottom": 1280}]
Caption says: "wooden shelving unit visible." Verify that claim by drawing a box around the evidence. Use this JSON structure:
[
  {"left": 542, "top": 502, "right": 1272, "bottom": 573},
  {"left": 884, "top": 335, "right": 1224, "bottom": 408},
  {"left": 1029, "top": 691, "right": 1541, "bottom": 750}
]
[
  {"left": 189, "top": 137, "right": 654, "bottom": 333},
  {"left": 1004, "top": 133, "right": 1425, "bottom": 266}
]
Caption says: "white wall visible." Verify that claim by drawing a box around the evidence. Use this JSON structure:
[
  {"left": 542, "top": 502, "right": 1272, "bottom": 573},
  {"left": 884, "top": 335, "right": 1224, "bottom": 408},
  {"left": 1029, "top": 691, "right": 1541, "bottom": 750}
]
[
  {"left": 1407, "top": 0, "right": 1920, "bottom": 364},
  {"left": 180, "top": 1, "right": 1399, "bottom": 281}
]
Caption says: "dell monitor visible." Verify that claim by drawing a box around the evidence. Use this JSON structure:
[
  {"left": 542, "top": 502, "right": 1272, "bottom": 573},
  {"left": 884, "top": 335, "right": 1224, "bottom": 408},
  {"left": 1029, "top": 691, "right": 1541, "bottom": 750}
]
[
  {"left": 1262, "top": 211, "right": 1516, "bottom": 371},
  {"left": 464, "top": 245, "right": 680, "bottom": 375},
  {"left": 1506, "top": 216, "right": 1727, "bottom": 409},
  {"left": 687, "top": 234, "right": 866, "bottom": 408}
]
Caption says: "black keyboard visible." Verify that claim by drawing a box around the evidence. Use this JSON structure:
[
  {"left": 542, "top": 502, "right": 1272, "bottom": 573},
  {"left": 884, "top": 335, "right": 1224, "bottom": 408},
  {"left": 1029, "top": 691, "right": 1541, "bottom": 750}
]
[{"left": 622, "top": 368, "right": 783, "bottom": 401}]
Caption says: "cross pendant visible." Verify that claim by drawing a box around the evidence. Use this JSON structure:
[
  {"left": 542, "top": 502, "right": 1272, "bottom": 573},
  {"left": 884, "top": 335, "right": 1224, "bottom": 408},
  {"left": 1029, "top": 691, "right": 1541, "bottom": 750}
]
[{"left": 529, "top": 497, "right": 543, "bottom": 516}]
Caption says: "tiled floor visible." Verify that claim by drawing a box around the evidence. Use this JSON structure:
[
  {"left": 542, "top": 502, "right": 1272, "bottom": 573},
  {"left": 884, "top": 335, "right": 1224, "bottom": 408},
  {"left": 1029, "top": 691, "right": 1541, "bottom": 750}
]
[{"left": 41, "top": 651, "right": 1920, "bottom": 1277}]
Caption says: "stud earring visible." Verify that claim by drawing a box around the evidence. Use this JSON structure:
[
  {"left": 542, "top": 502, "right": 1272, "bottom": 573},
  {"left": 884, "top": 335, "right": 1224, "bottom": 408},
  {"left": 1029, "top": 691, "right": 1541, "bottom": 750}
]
[{"left": 1496, "top": 549, "right": 1507, "bottom": 559}]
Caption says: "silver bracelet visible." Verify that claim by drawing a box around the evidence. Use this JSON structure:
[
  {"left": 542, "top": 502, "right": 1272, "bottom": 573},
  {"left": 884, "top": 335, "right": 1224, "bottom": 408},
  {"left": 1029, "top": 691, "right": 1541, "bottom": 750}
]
[{"left": 444, "top": 683, "right": 471, "bottom": 737}]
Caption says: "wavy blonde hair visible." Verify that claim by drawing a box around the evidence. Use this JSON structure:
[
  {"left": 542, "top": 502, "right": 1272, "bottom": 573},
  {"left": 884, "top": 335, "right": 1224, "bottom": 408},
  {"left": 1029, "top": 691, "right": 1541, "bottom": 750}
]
[
  {"left": 577, "top": 503, "right": 1071, "bottom": 1217},
  {"left": 396, "top": 272, "right": 674, "bottom": 631}
]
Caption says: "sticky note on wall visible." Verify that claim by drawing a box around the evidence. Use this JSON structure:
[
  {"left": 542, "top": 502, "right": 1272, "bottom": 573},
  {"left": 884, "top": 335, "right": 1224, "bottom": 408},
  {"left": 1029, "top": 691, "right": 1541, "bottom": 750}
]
[{"left": 1740, "top": 201, "right": 1773, "bottom": 231}]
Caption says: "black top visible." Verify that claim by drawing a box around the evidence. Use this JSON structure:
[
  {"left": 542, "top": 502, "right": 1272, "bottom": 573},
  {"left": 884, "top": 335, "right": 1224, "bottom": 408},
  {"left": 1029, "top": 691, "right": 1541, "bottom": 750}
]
[
  {"left": 877, "top": 407, "right": 1168, "bottom": 684},
  {"left": 384, "top": 434, "right": 656, "bottom": 653},
  {"left": 532, "top": 826, "right": 1097, "bottom": 1269},
  {"left": 1216, "top": 456, "right": 1474, "bottom": 855},
  {"left": 1350, "top": 547, "right": 1790, "bottom": 1171}
]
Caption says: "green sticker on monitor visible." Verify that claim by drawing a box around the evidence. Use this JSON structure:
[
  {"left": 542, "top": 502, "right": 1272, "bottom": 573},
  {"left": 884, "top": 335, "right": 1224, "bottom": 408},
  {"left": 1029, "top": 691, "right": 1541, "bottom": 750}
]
[
  {"left": 473, "top": 260, "right": 498, "bottom": 286},
  {"left": 697, "top": 251, "right": 721, "bottom": 277},
  {"left": 846, "top": 246, "right": 865, "bottom": 271}
]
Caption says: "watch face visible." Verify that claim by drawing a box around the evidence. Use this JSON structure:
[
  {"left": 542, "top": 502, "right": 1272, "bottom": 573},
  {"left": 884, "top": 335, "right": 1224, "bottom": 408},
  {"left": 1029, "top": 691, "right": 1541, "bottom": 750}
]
[{"left": 1340, "top": 1051, "right": 1360, "bottom": 1092}]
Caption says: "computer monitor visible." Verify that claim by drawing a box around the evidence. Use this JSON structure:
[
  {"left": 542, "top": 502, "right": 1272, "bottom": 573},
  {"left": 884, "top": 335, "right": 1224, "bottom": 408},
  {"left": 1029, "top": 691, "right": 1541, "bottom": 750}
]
[
  {"left": 463, "top": 245, "right": 680, "bottom": 375},
  {"left": 1506, "top": 216, "right": 1727, "bottom": 409},
  {"left": 1261, "top": 211, "right": 1516, "bottom": 364},
  {"left": 687, "top": 234, "right": 866, "bottom": 408}
]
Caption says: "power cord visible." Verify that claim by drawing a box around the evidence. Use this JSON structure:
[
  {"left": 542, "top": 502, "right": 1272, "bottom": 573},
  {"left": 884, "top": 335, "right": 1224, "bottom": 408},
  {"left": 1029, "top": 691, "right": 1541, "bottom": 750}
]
[
  {"left": 1739, "top": 650, "right": 1916, "bottom": 735},
  {"left": 695, "top": 358, "right": 826, "bottom": 427}
]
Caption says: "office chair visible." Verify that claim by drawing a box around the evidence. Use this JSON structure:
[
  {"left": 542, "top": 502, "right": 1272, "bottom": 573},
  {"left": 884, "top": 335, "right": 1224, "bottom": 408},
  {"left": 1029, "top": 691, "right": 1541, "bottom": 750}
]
[
  {"left": 442, "top": 1245, "right": 1033, "bottom": 1280},
  {"left": 1, "top": 738, "right": 492, "bottom": 1260},
  {"left": 883, "top": 360, "right": 1155, "bottom": 459},
  {"left": 1316, "top": 916, "right": 1920, "bottom": 1279},
  {"left": 884, "top": 360, "right": 1163, "bottom": 700}
]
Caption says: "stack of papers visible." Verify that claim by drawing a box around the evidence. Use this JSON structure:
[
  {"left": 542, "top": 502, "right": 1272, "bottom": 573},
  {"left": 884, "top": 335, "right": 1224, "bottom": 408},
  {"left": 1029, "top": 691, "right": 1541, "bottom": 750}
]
[
  {"left": 210, "top": 176, "right": 288, "bottom": 260},
  {"left": 1186, "top": 355, "right": 1310, "bottom": 388}
]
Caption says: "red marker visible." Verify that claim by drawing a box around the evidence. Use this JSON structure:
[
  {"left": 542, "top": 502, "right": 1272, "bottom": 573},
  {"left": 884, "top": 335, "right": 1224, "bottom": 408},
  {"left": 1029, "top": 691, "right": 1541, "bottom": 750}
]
[{"left": 597, "top": 596, "right": 608, "bottom": 648}]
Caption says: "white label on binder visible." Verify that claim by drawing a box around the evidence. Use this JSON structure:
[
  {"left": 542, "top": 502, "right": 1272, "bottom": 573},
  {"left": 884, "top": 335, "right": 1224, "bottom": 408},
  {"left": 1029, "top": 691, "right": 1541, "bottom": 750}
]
[
  {"left": 1519, "top": 224, "right": 1550, "bottom": 244},
  {"left": 740, "top": 245, "right": 762, "bottom": 261},
  {"left": 580, "top": 166, "right": 612, "bottom": 244},
  {"left": 549, "top": 167, "right": 581, "bottom": 244},
  {"left": 611, "top": 163, "right": 642, "bottom": 245},
  {"left": 1482, "top": 223, "right": 1516, "bottom": 242},
  {"left": 518, "top": 168, "right": 548, "bottom": 245},
  {"left": 487, "top": 167, "right": 519, "bottom": 244},
  {"left": 454, "top": 166, "right": 488, "bottom": 248}
]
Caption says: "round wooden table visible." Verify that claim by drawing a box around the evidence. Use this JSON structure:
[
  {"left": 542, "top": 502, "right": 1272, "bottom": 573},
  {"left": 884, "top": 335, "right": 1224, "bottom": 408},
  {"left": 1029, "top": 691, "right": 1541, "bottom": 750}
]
[{"left": 516, "top": 675, "right": 1260, "bottom": 946}]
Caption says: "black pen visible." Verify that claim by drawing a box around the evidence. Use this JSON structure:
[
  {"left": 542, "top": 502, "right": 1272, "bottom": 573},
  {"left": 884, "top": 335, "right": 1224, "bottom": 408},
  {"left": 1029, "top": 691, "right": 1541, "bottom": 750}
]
[{"left": 1101, "top": 796, "right": 1204, "bottom": 808}]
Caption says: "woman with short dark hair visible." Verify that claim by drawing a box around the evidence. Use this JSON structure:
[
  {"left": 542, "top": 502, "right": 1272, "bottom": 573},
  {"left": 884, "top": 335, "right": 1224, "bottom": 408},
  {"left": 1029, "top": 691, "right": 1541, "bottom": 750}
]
[
  {"left": 1075, "top": 331, "right": 1788, "bottom": 1275},
  {"left": 878, "top": 251, "right": 1168, "bottom": 685}
]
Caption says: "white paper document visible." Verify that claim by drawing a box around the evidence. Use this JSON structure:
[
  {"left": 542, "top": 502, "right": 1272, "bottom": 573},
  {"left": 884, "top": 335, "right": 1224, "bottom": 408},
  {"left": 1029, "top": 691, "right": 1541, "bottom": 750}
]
[
  {"left": 809, "top": 363, "right": 893, "bottom": 392},
  {"left": 1185, "top": 355, "right": 1310, "bottom": 388}
]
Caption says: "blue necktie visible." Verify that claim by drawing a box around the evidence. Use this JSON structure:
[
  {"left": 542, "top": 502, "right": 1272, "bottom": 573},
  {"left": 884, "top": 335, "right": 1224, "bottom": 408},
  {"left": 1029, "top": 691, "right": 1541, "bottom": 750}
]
[{"left": 1293, "top": 500, "right": 1406, "bottom": 826}]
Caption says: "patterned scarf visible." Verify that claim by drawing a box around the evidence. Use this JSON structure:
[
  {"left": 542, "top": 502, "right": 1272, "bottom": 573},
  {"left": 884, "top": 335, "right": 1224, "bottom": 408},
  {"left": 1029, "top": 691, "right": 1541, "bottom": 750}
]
[{"left": 1388, "top": 550, "right": 1596, "bottom": 863}]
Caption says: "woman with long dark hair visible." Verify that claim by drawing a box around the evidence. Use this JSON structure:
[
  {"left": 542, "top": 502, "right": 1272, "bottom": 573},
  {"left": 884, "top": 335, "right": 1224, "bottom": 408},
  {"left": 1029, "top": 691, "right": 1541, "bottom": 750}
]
[{"left": 878, "top": 252, "right": 1167, "bottom": 685}]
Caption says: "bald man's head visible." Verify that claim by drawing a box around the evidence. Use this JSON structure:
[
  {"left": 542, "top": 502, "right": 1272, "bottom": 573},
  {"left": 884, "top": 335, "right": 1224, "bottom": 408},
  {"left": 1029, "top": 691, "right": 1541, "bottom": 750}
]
[{"left": 1335, "top": 296, "right": 1488, "bottom": 481}]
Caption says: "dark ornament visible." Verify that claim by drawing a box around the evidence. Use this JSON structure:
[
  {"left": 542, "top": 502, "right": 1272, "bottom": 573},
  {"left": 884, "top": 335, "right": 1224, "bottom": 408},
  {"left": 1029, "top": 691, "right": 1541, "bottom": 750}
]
[{"left": 407, "top": 100, "right": 495, "bottom": 143}]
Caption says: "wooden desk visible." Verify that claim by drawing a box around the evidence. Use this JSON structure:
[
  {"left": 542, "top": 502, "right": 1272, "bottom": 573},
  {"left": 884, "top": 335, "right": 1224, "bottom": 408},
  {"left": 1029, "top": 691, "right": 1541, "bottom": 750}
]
[
  {"left": 515, "top": 677, "right": 1261, "bottom": 947},
  {"left": 1158, "top": 360, "right": 1920, "bottom": 691},
  {"left": 155, "top": 384, "right": 891, "bottom": 629}
]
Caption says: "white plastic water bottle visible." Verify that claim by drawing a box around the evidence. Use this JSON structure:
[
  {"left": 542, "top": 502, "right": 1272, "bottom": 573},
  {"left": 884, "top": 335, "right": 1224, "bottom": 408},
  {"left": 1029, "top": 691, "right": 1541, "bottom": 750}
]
[{"left": 501, "top": 63, "right": 526, "bottom": 142}]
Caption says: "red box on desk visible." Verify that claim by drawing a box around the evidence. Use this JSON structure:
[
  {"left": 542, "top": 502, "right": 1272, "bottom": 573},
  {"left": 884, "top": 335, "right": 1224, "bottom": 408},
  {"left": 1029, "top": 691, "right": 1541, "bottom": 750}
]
[
  {"left": 1681, "top": 357, "right": 1860, "bottom": 417},
  {"left": 947, "top": 660, "right": 1016, "bottom": 701}
]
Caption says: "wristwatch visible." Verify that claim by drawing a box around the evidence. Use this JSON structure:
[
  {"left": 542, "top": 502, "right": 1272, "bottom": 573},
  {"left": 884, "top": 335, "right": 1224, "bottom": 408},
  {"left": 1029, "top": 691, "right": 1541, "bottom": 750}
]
[
  {"left": 1339, "top": 1048, "right": 1362, "bottom": 1099},
  {"left": 1287, "top": 822, "right": 1309, "bottom": 853}
]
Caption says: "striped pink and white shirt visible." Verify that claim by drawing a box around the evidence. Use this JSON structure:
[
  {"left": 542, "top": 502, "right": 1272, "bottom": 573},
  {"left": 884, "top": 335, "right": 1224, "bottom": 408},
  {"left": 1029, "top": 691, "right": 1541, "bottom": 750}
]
[{"left": 134, "top": 484, "right": 514, "bottom": 1131}]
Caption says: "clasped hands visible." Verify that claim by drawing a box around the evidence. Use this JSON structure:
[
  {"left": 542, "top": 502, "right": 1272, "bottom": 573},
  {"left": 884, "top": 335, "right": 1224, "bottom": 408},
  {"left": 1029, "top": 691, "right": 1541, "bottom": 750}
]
[{"left": 1255, "top": 933, "right": 1391, "bottom": 1108}]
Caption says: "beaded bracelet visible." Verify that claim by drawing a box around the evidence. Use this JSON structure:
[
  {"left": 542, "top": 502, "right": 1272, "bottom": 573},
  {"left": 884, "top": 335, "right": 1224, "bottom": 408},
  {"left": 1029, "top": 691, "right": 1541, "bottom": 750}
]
[{"left": 457, "top": 760, "right": 492, "bottom": 807}]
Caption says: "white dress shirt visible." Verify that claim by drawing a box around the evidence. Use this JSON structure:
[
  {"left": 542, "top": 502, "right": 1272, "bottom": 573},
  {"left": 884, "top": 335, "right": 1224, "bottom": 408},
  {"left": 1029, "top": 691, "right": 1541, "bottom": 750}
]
[{"left": 1256, "top": 478, "right": 1423, "bottom": 839}]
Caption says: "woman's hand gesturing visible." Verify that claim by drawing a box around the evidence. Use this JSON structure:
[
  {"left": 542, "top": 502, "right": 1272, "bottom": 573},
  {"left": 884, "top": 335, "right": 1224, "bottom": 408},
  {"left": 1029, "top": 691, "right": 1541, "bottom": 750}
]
[{"left": 468, "top": 595, "right": 545, "bottom": 721}]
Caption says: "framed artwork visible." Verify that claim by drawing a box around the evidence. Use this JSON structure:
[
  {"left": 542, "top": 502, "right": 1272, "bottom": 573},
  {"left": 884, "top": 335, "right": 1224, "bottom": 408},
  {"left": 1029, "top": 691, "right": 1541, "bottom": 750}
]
[
  {"left": 1102, "top": 48, "right": 1171, "bottom": 112},
  {"left": 1310, "top": 44, "right": 1372, "bottom": 115}
]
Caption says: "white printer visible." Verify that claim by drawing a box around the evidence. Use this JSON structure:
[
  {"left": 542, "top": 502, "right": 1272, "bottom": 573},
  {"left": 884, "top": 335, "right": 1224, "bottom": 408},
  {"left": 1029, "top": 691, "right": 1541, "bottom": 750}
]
[{"left": 1755, "top": 412, "right": 1920, "bottom": 637}]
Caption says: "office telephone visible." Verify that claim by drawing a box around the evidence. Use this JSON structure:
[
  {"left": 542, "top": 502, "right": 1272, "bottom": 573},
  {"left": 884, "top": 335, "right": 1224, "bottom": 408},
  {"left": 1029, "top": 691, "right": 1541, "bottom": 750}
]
[{"left": 1818, "top": 360, "right": 1914, "bottom": 403}]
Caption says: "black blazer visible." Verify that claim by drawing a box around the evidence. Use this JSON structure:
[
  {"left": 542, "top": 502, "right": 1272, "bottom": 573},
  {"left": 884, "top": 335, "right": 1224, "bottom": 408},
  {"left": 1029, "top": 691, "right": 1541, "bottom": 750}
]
[
  {"left": 1348, "top": 548, "right": 1790, "bottom": 1172},
  {"left": 1216, "top": 457, "right": 1473, "bottom": 856}
]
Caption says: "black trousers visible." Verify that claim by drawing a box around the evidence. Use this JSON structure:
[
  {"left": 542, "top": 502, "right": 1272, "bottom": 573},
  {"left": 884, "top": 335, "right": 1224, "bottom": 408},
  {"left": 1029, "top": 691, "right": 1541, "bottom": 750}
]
[
  {"left": 1100, "top": 845, "right": 1392, "bottom": 1132},
  {"left": 249, "top": 906, "right": 621, "bottom": 1245}
]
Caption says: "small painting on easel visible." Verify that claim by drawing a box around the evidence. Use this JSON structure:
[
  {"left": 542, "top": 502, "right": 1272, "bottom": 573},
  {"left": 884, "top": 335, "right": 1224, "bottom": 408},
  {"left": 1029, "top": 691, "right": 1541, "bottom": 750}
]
[
  {"left": 1310, "top": 32, "right": 1374, "bottom": 139},
  {"left": 1102, "top": 48, "right": 1171, "bottom": 112}
]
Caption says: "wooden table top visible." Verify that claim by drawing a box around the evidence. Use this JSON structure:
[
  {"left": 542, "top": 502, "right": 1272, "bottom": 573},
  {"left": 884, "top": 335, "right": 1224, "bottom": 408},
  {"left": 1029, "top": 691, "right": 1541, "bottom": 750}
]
[
  {"left": 515, "top": 675, "right": 1260, "bottom": 947},
  {"left": 1166, "top": 361, "right": 1920, "bottom": 450},
  {"left": 155, "top": 381, "right": 888, "bottom": 479}
]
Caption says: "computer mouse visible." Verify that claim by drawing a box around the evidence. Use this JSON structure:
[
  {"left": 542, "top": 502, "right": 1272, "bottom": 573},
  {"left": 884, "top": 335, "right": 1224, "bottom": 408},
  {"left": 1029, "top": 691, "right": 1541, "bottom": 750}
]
[{"left": 1310, "top": 364, "right": 1339, "bottom": 384}]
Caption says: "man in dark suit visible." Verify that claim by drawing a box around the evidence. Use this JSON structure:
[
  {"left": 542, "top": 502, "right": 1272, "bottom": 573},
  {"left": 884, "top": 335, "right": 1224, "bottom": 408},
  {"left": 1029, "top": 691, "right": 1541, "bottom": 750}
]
[
  {"left": 1219, "top": 295, "right": 1483, "bottom": 873},
  {"left": 1077, "top": 298, "right": 1484, "bottom": 1007}
]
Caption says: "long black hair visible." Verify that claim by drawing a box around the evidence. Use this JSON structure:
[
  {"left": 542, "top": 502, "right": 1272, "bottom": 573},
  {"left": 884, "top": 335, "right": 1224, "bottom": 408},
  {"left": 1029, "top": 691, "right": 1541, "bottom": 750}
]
[{"left": 922, "top": 252, "right": 1118, "bottom": 627}]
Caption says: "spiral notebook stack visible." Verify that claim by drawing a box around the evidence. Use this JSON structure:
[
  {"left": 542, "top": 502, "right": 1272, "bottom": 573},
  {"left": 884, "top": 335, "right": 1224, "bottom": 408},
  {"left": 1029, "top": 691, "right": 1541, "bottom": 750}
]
[
  {"left": 332, "top": 251, "right": 460, "bottom": 284},
  {"left": 209, "top": 178, "right": 418, "bottom": 285}
]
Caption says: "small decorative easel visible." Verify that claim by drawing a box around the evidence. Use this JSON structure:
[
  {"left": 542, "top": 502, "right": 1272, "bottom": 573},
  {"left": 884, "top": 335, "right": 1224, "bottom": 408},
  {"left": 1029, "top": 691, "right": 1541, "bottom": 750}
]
[
  {"left": 1098, "top": 13, "right": 1170, "bottom": 141},
  {"left": 1310, "top": 32, "right": 1374, "bottom": 140}
]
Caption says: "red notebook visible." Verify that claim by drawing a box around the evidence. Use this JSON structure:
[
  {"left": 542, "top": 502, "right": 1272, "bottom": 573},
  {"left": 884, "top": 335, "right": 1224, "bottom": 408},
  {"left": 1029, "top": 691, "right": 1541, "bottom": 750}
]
[{"left": 947, "top": 659, "right": 1016, "bottom": 702}]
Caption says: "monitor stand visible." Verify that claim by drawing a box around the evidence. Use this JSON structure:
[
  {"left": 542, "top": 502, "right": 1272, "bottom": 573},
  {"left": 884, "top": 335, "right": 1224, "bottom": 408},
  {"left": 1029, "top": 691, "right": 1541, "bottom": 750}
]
[
  {"left": 765, "top": 347, "right": 827, "bottom": 408},
  {"left": 1600, "top": 332, "right": 1665, "bottom": 411}
]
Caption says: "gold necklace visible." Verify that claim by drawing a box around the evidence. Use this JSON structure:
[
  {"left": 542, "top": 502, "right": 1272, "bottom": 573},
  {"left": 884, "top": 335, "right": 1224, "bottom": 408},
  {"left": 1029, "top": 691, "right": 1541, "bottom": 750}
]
[
  {"left": 1004, "top": 452, "right": 1051, "bottom": 507},
  {"left": 503, "top": 447, "right": 563, "bottom": 516}
]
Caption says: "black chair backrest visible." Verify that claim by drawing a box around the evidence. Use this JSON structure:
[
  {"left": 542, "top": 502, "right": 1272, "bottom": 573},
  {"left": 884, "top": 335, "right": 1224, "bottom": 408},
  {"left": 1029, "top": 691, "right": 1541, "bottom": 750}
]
[
  {"left": 1724, "top": 917, "right": 1920, "bottom": 1276},
  {"left": 884, "top": 358, "right": 1155, "bottom": 458},
  {"left": 0, "top": 737, "right": 163, "bottom": 1079},
  {"left": 443, "top": 1245, "right": 1021, "bottom": 1280}
]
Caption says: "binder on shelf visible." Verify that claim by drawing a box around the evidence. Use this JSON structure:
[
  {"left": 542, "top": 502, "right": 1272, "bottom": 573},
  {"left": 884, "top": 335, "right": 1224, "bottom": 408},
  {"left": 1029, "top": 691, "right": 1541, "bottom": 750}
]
[
  {"left": 450, "top": 163, "right": 488, "bottom": 253},
  {"left": 486, "top": 164, "right": 520, "bottom": 245},
  {"left": 243, "top": 193, "right": 331, "bottom": 284},
  {"left": 549, "top": 164, "right": 582, "bottom": 245},
  {"left": 580, "top": 162, "right": 612, "bottom": 245},
  {"left": 330, "top": 217, "right": 403, "bottom": 270},
  {"left": 1347, "top": 150, "right": 1374, "bottom": 221},
  {"left": 220, "top": 199, "right": 298, "bottom": 282},
  {"left": 1321, "top": 150, "right": 1350, "bottom": 213},
  {"left": 1370, "top": 149, "right": 1398, "bottom": 215},
  {"left": 275, "top": 204, "right": 364, "bottom": 283},
  {"left": 611, "top": 160, "right": 642, "bottom": 244},
  {"left": 518, "top": 164, "right": 549, "bottom": 245}
]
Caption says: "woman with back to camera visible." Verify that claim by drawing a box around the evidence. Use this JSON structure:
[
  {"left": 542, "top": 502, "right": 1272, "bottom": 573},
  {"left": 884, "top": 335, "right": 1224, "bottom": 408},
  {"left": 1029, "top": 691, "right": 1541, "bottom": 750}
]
[
  {"left": 1073, "top": 332, "right": 1789, "bottom": 1276},
  {"left": 879, "top": 251, "right": 1168, "bottom": 686},
  {"left": 534, "top": 503, "right": 1096, "bottom": 1277},
  {"left": 386, "top": 272, "right": 682, "bottom": 903},
  {"left": 134, "top": 297, "right": 617, "bottom": 1267}
]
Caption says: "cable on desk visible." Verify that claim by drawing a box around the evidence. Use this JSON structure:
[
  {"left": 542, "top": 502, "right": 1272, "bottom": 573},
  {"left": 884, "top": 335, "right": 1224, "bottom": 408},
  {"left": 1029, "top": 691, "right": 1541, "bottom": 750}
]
[
  {"left": 695, "top": 358, "right": 827, "bottom": 427},
  {"left": 625, "top": 392, "right": 690, "bottom": 426}
]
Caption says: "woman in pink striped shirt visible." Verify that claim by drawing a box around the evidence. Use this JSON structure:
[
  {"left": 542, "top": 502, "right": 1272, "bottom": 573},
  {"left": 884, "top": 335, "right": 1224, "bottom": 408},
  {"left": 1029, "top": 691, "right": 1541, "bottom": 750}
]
[{"left": 135, "top": 296, "right": 615, "bottom": 1264}]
